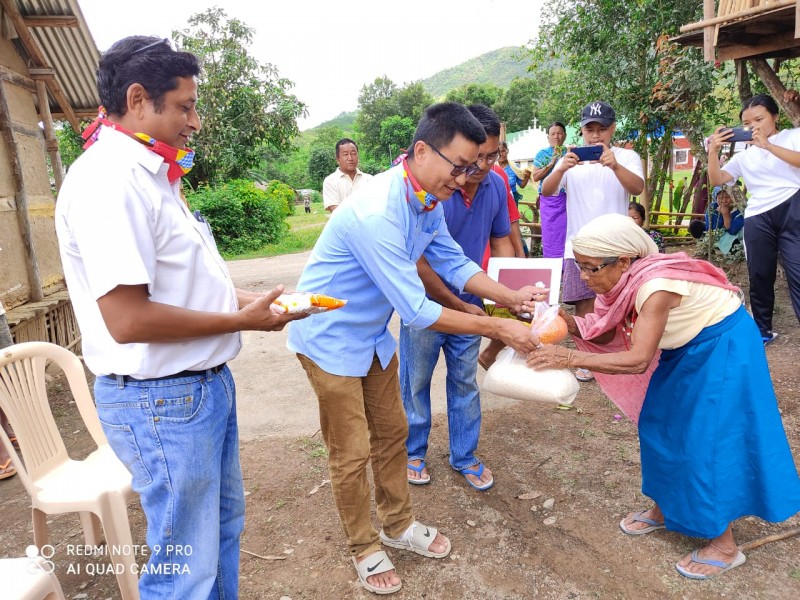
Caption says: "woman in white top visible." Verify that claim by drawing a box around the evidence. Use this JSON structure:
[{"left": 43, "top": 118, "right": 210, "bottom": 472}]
[{"left": 707, "top": 93, "right": 800, "bottom": 344}]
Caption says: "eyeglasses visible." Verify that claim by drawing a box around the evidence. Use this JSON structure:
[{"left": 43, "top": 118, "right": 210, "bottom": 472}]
[
  {"left": 427, "top": 143, "right": 480, "bottom": 178},
  {"left": 577, "top": 257, "right": 618, "bottom": 274},
  {"left": 131, "top": 38, "right": 172, "bottom": 57},
  {"left": 476, "top": 151, "right": 501, "bottom": 166}
]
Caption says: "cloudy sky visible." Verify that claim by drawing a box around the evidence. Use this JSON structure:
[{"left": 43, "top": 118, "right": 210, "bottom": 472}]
[{"left": 77, "top": 0, "right": 543, "bottom": 129}]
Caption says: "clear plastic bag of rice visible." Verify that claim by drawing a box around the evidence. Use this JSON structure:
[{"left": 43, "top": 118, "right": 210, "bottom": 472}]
[{"left": 482, "top": 346, "right": 579, "bottom": 404}]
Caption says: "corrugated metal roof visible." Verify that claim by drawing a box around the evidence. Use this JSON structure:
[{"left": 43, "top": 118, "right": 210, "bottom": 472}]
[{"left": 7, "top": 0, "right": 100, "bottom": 124}]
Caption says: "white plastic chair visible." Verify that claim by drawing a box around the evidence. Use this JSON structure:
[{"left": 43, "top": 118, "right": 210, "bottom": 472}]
[
  {"left": 0, "top": 342, "right": 139, "bottom": 600},
  {"left": 0, "top": 556, "right": 66, "bottom": 600}
]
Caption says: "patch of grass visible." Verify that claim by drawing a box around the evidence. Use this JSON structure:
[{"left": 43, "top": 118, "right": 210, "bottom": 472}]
[
  {"left": 275, "top": 499, "right": 287, "bottom": 509},
  {"left": 790, "top": 569, "right": 800, "bottom": 581},
  {"left": 286, "top": 211, "right": 329, "bottom": 228},
  {"left": 297, "top": 436, "right": 328, "bottom": 458},
  {"left": 225, "top": 224, "right": 324, "bottom": 260}
]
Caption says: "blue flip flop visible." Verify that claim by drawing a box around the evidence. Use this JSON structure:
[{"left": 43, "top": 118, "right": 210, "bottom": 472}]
[
  {"left": 619, "top": 509, "right": 665, "bottom": 535},
  {"left": 458, "top": 463, "right": 494, "bottom": 491},
  {"left": 407, "top": 460, "right": 430, "bottom": 485},
  {"left": 675, "top": 549, "right": 746, "bottom": 580}
]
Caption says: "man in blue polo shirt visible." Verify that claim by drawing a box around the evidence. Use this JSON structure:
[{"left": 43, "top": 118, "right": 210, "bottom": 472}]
[
  {"left": 287, "top": 102, "right": 544, "bottom": 595},
  {"left": 400, "top": 104, "right": 512, "bottom": 492}
]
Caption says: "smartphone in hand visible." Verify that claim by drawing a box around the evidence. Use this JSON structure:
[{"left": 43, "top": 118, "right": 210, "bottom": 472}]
[
  {"left": 571, "top": 145, "right": 604, "bottom": 162},
  {"left": 726, "top": 126, "right": 753, "bottom": 142}
]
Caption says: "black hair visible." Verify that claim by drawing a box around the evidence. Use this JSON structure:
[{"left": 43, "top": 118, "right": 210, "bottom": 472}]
[
  {"left": 688, "top": 219, "right": 706, "bottom": 239},
  {"left": 407, "top": 102, "right": 486, "bottom": 158},
  {"left": 628, "top": 201, "right": 645, "bottom": 221},
  {"left": 548, "top": 122, "right": 567, "bottom": 134},
  {"left": 335, "top": 138, "right": 358, "bottom": 157},
  {"left": 499, "top": 141, "right": 509, "bottom": 151},
  {"left": 740, "top": 93, "right": 779, "bottom": 119},
  {"left": 97, "top": 36, "right": 200, "bottom": 116},
  {"left": 466, "top": 104, "right": 501, "bottom": 137}
]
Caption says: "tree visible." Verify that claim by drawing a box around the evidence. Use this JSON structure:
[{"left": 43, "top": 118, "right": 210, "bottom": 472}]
[
  {"left": 307, "top": 146, "right": 336, "bottom": 190},
  {"left": 355, "top": 76, "right": 398, "bottom": 157},
  {"left": 378, "top": 116, "right": 415, "bottom": 163},
  {"left": 355, "top": 77, "right": 433, "bottom": 159},
  {"left": 493, "top": 78, "right": 541, "bottom": 132},
  {"left": 174, "top": 8, "right": 306, "bottom": 186},
  {"left": 530, "top": 0, "right": 716, "bottom": 206},
  {"left": 444, "top": 83, "right": 504, "bottom": 108}
]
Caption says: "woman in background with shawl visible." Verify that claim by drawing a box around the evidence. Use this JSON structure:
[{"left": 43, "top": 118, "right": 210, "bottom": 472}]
[{"left": 528, "top": 213, "right": 800, "bottom": 580}]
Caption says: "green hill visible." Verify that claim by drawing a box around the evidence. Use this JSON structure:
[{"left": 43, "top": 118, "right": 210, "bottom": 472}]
[
  {"left": 315, "top": 110, "right": 358, "bottom": 131},
  {"left": 309, "top": 47, "right": 531, "bottom": 132},
  {"left": 420, "top": 46, "right": 531, "bottom": 98}
]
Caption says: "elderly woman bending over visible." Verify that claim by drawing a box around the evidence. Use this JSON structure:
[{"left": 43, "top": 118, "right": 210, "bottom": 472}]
[{"left": 529, "top": 213, "right": 800, "bottom": 580}]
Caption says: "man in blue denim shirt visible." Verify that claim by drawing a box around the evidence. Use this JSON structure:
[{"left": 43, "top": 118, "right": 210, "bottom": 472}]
[
  {"left": 288, "top": 102, "right": 544, "bottom": 595},
  {"left": 400, "top": 104, "right": 514, "bottom": 492},
  {"left": 56, "top": 36, "right": 305, "bottom": 599}
]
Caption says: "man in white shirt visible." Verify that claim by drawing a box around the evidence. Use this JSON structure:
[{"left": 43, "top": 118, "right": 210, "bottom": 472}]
[
  {"left": 322, "top": 138, "right": 373, "bottom": 212},
  {"left": 542, "top": 100, "right": 644, "bottom": 381},
  {"left": 55, "top": 36, "right": 305, "bottom": 600}
]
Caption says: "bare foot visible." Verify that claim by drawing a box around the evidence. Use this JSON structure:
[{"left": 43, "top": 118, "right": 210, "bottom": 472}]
[
  {"left": 407, "top": 459, "right": 429, "bottom": 483},
  {"left": 463, "top": 464, "right": 493, "bottom": 489},
  {"left": 428, "top": 531, "right": 449, "bottom": 555},
  {"left": 621, "top": 506, "right": 664, "bottom": 532},
  {"left": 677, "top": 540, "right": 740, "bottom": 577},
  {"left": 356, "top": 550, "right": 401, "bottom": 590}
]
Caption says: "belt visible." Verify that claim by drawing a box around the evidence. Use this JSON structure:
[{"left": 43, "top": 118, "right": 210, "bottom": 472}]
[{"left": 109, "top": 363, "right": 226, "bottom": 382}]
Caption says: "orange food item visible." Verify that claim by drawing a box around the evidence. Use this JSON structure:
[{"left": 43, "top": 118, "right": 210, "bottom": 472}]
[
  {"left": 536, "top": 315, "right": 569, "bottom": 345},
  {"left": 309, "top": 294, "right": 347, "bottom": 310}
]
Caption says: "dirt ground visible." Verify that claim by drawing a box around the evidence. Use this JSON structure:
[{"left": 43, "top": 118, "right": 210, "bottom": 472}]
[{"left": 2, "top": 250, "right": 800, "bottom": 600}]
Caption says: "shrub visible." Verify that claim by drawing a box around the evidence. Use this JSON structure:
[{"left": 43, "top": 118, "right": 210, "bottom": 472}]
[
  {"left": 264, "top": 180, "right": 296, "bottom": 216},
  {"left": 187, "top": 179, "right": 287, "bottom": 254}
]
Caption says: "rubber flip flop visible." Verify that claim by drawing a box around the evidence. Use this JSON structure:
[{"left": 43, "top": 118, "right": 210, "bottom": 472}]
[
  {"left": 407, "top": 460, "right": 430, "bottom": 485},
  {"left": 457, "top": 463, "right": 494, "bottom": 491},
  {"left": 675, "top": 549, "right": 746, "bottom": 580},
  {"left": 619, "top": 509, "right": 665, "bottom": 535},
  {"left": 0, "top": 458, "right": 17, "bottom": 480}
]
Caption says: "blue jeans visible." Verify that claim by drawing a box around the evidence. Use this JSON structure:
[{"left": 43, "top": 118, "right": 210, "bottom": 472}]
[
  {"left": 399, "top": 323, "right": 482, "bottom": 471},
  {"left": 95, "top": 366, "right": 245, "bottom": 600}
]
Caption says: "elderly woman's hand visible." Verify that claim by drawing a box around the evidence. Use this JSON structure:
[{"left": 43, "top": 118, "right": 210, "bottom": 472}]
[{"left": 526, "top": 344, "right": 572, "bottom": 370}]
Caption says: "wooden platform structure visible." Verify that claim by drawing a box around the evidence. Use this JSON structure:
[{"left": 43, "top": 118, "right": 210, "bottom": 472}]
[
  {"left": 0, "top": 1, "right": 100, "bottom": 349},
  {"left": 676, "top": 1, "right": 800, "bottom": 61}
]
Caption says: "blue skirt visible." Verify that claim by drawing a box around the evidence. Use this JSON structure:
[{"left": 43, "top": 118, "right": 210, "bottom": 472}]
[{"left": 640, "top": 305, "right": 800, "bottom": 538}]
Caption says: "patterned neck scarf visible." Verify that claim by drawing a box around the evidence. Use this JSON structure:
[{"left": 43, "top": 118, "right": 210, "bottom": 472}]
[
  {"left": 402, "top": 158, "right": 438, "bottom": 211},
  {"left": 82, "top": 107, "right": 195, "bottom": 182}
]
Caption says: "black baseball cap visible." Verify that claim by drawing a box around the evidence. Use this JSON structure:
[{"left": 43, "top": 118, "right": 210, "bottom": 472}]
[{"left": 580, "top": 101, "right": 616, "bottom": 127}]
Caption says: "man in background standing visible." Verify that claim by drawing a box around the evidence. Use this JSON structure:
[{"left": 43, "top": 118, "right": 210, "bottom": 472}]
[
  {"left": 323, "top": 138, "right": 372, "bottom": 212},
  {"left": 542, "top": 100, "right": 644, "bottom": 382}
]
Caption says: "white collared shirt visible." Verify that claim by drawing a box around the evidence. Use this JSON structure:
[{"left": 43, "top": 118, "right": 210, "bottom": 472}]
[
  {"left": 56, "top": 127, "right": 241, "bottom": 378},
  {"left": 322, "top": 168, "right": 373, "bottom": 210}
]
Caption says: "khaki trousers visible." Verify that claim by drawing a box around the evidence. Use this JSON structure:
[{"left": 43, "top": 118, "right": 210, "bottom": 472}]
[{"left": 297, "top": 353, "right": 415, "bottom": 557}]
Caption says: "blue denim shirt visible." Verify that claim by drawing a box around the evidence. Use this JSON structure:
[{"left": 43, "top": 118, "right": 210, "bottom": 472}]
[{"left": 287, "top": 164, "right": 482, "bottom": 376}]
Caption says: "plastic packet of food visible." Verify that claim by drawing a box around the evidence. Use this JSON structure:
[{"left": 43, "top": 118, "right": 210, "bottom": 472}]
[
  {"left": 270, "top": 292, "right": 347, "bottom": 315},
  {"left": 482, "top": 347, "right": 578, "bottom": 404}
]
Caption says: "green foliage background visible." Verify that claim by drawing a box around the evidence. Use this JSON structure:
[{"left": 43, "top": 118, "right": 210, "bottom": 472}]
[{"left": 187, "top": 179, "right": 289, "bottom": 254}]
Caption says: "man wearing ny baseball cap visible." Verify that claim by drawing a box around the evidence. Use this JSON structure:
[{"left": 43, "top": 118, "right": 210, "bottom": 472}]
[{"left": 541, "top": 100, "right": 644, "bottom": 382}]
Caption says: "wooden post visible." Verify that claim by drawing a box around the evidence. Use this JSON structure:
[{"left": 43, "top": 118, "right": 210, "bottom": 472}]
[
  {"left": 703, "top": 0, "right": 716, "bottom": 61},
  {"left": 0, "top": 80, "right": 44, "bottom": 301},
  {"left": 32, "top": 76, "right": 63, "bottom": 192},
  {"left": 749, "top": 58, "right": 800, "bottom": 127}
]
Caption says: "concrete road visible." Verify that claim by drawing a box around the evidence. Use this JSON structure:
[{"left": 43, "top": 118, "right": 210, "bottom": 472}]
[{"left": 226, "top": 252, "right": 517, "bottom": 441}]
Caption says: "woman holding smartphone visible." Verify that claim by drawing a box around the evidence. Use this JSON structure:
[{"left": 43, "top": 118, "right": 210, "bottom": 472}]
[{"left": 707, "top": 93, "right": 800, "bottom": 344}]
